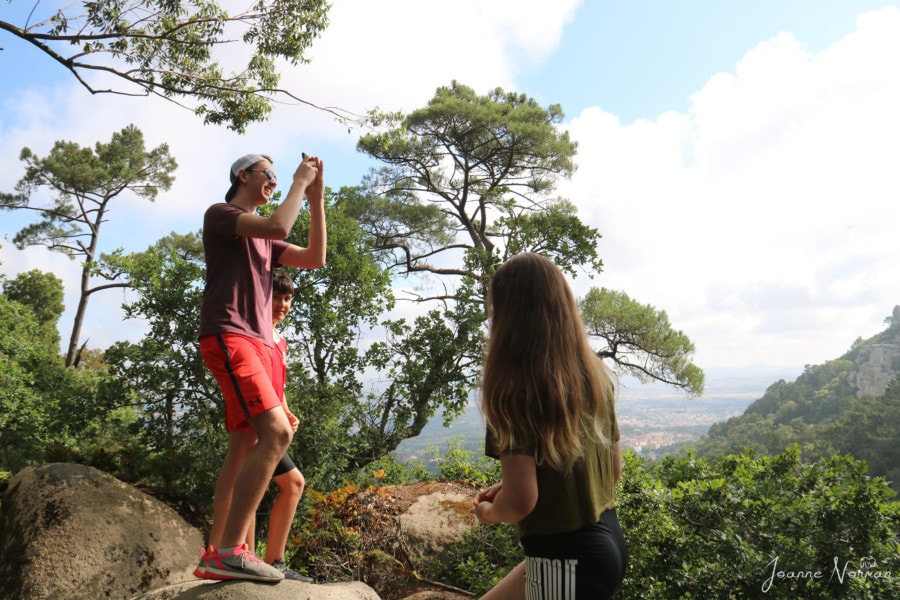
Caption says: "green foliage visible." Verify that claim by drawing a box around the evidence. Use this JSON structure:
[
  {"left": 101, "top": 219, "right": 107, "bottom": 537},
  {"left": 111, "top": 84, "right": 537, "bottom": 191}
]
[
  {"left": 345, "top": 439, "right": 500, "bottom": 489},
  {"left": 356, "top": 81, "right": 596, "bottom": 286},
  {"left": 819, "top": 379, "right": 900, "bottom": 488},
  {"left": 691, "top": 356, "right": 900, "bottom": 490},
  {"left": 0, "top": 294, "right": 54, "bottom": 470},
  {"left": 4, "top": 125, "right": 176, "bottom": 256},
  {"left": 1, "top": 269, "right": 64, "bottom": 358},
  {"left": 101, "top": 232, "right": 225, "bottom": 501},
  {"left": 617, "top": 448, "right": 899, "bottom": 599},
  {"left": 352, "top": 454, "right": 432, "bottom": 487},
  {"left": 0, "top": 291, "right": 132, "bottom": 473},
  {"left": 426, "top": 437, "right": 500, "bottom": 486},
  {"left": 499, "top": 198, "right": 602, "bottom": 278},
  {"left": 581, "top": 287, "right": 704, "bottom": 395},
  {"left": 1, "top": 1, "right": 332, "bottom": 131},
  {"left": 425, "top": 522, "right": 522, "bottom": 596},
  {"left": 1, "top": 269, "right": 65, "bottom": 329},
  {"left": 1, "top": 124, "right": 177, "bottom": 366}
]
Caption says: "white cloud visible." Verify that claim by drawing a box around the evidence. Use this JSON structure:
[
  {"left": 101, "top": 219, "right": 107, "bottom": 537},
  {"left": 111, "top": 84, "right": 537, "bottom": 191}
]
[
  {"left": 3, "top": 2, "right": 899, "bottom": 373},
  {"left": 0, "top": 0, "right": 577, "bottom": 354},
  {"left": 562, "top": 6, "right": 900, "bottom": 368}
]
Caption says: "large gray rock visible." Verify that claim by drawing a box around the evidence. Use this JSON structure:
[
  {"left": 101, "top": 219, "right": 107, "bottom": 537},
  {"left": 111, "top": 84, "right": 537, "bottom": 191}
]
[
  {"left": 0, "top": 463, "right": 203, "bottom": 599},
  {"left": 0, "top": 464, "right": 472, "bottom": 599},
  {"left": 850, "top": 341, "right": 900, "bottom": 398},
  {"left": 140, "top": 579, "right": 380, "bottom": 599},
  {"left": 400, "top": 592, "right": 472, "bottom": 600},
  {"left": 396, "top": 485, "right": 476, "bottom": 565}
]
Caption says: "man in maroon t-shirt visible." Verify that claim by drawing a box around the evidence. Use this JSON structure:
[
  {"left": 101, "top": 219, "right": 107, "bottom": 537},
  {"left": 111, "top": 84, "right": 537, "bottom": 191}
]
[{"left": 194, "top": 152, "right": 325, "bottom": 582}]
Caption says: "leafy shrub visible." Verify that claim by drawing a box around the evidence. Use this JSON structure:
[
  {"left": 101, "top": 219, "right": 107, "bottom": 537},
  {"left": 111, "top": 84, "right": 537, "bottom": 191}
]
[
  {"left": 351, "top": 453, "right": 432, "bottom": 486},
  {"left": 288, "top": 482, "right": 413, "bottom": 598},
  {"left": 422, "top": 521, "right": 522, "bottom": 596},
  {"left": 427, "top": 437, "right": 500, "bottom": 485},
  {"left": 285, "top": 443, "right": 502, "bottom": 598},
  {"left": 617, "top": 447, "right": 899, "bottom": 599}
]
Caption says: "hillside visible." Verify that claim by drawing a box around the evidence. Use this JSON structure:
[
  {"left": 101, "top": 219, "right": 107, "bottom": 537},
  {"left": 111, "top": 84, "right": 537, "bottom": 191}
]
[
  {"left": 395, "top": 310, "right": 900, "bottom": 489},
  {"left": 394, "top": 367, "right": 799, "bottom": 465},
  {"left": 688, "top": 309, "right": 900, "bottom": 489}
]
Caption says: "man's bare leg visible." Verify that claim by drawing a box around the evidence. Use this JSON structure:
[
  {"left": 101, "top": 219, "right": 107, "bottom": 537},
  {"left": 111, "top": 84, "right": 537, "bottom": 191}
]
[
  {"left": 218, "top": 406, "right": 292, "bottom": 550},
  {"left": 209, "top": 429, "right": 257, "bottom": 549}
]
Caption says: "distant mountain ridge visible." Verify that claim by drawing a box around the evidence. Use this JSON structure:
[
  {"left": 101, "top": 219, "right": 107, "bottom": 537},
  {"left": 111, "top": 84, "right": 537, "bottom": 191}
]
[{"left": 689, "top": 307, "right": 900, "bottom": 489}]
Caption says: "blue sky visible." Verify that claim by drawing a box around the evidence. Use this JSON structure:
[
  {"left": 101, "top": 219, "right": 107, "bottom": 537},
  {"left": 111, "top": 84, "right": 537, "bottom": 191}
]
[
  {"left": 2, "top": 1, "right": 900, "bottom": 376},
  {"left": 520, "top": 1, "right": 894, "bottom": 120}
]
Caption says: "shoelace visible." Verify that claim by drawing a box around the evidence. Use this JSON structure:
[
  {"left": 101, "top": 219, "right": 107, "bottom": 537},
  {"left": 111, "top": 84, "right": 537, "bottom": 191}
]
[{"left": 237, "top": 549, "right": 264, "bottom": 567}]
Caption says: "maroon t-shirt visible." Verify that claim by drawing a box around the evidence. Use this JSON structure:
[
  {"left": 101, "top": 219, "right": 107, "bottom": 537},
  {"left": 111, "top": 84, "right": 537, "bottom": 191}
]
[{"left": 199, "top": 202, "right": 289, "bottom": 345}]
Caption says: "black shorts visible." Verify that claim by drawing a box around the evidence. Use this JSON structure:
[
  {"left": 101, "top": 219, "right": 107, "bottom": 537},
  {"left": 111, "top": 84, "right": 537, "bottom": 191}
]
[
  {"left": 272, "top": 452, "right": 297, "bottom": 477},
  {"left": 520, "top": 508, "right": 627, "bottom": 600}
]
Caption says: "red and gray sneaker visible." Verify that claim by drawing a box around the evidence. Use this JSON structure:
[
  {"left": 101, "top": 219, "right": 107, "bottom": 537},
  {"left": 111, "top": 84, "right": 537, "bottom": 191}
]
[
  {"left": 193, "top": 545, "right": 214, "bottom": 577},
  {"left": 199, "top": 543, "right": 284, "bottom": 582}
]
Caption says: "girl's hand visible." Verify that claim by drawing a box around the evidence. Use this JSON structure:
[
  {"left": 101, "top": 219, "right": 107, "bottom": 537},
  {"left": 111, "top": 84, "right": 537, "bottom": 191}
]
[
  {"left": 470, "top": 483, "right": 503, "bottom": 521},
  {"left": 473, "top": 483, "right": 502, "bottom": 506},
  {"left": 472, "top": 500, "right": 495, "bottom": 523}
]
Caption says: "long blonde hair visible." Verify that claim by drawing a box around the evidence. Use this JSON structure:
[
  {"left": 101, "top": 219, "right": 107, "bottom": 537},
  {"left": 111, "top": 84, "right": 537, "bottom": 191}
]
[{"left": 481, "top": 253, "right": 614, "bottom": 471}]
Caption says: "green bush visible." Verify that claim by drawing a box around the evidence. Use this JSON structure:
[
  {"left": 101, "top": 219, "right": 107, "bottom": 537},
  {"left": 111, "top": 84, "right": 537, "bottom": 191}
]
[
  {"left": 401, "top": 446, "right": 899, "bottom": 599},
  {"left": 616, "top": 447, "right": 899, "bottom": 599},
  {"left": 427, "top": 437, "right": 500, "bottom": 485},
  {"left": 351, "top": 453, "right": 432, "bottom": 486},
  {"left": 423, "top": 521, "right": 522, "bottom": 596},
  {"left": 285, "top": 443, "right": 502, "bottom": 598}
]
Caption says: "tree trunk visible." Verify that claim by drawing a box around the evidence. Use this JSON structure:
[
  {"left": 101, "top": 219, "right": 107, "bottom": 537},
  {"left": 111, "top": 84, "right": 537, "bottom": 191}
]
[{"left": 65, "top": 263, "right": 92, "bottom": 367}]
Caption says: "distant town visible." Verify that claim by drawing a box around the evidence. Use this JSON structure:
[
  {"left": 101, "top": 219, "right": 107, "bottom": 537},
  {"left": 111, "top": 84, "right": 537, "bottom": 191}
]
[{"left": 395, "top": 367, "right": 802, "bottom": 463}]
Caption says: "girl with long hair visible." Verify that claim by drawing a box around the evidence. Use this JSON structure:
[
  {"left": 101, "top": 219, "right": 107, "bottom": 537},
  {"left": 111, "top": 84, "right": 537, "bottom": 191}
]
[{"left": 472, "top": 252, "right": 627, "bottom": 599}]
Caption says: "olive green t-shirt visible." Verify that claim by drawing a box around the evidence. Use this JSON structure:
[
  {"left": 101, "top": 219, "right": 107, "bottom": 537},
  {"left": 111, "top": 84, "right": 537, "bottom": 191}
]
[{"left": 485, "top": 402, "right": 620, "bottom": 537}]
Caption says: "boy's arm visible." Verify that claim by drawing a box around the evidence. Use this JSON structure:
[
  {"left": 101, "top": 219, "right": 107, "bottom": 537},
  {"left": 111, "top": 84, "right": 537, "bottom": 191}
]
[{"left": 283, "top": 400, "right": 299, "bottom": 432}]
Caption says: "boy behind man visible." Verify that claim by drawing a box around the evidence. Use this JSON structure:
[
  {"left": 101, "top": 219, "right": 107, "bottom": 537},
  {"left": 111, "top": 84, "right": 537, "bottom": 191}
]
[{"left": 255, "top": 270, "right": 311, "bottom": 581}]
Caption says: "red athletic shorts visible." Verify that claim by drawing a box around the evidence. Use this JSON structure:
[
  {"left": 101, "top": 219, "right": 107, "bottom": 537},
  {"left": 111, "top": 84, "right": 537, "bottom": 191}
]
[{"left": 200, "top": 333, "right": 282, "bottom": 432}]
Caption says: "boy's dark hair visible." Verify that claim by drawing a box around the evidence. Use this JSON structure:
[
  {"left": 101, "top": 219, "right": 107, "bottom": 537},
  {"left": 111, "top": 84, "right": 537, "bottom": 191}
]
[{"left": 273, "top": 270, "right": 294, "bottom": 295}]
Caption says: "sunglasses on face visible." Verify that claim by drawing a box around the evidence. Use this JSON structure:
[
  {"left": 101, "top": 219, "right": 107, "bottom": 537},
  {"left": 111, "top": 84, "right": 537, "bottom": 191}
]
[{"left": 245, "top": 168, "right": 277, "bottom": 182}]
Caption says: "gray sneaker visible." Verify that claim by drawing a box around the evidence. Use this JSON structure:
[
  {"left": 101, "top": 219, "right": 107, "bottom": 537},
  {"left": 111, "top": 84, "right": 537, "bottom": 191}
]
[
  {"left": 272, "top": 559, "right": 314, "bottom": 583},
  {"left": 200, "top": 544, "right": 284, "bottom": 582}
]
